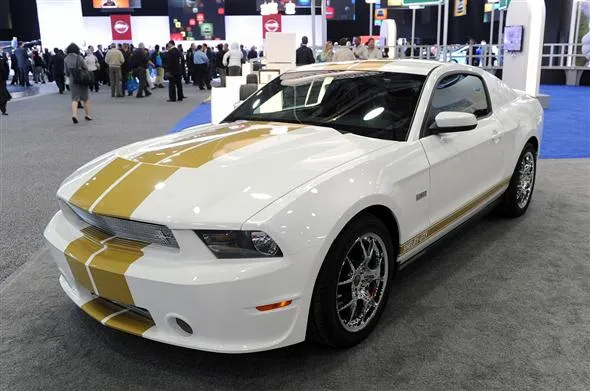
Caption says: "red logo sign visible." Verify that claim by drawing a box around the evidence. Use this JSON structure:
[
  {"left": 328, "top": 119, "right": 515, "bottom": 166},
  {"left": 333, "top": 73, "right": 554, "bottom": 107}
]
[
  {"left": 325, "top": 7, "right": 334, "bottom": 19},
  {"left": 262, "top": 14, "right": 282, "bottom": 38},
  {"left": 110, "top": 14, "right": 132, "bottom": 41}
]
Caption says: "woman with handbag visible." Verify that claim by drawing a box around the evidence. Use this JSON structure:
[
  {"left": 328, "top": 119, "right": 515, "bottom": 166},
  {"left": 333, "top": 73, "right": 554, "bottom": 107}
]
[{"left": 64, "top": 43, "right": 92, "bottom": 124}]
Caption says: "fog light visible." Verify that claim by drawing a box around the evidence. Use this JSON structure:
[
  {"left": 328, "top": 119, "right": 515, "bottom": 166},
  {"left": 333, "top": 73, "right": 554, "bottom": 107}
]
[
  {"left": 175, "top": 317, "right": 193, "bottom": 335},
  {"left": 256, "top": 300, "right": 292, "bottom": 312}
]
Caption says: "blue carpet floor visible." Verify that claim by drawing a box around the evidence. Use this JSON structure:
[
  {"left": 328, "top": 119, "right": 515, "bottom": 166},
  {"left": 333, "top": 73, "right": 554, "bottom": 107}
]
[
  {"left": 169, "top": 103, "right": 211, "bottom": 133},
  {"left": 169, "top": 86, "right": 589, "bottom": 159},
  {"left": 539, "top": 85, "right": 590, "bottom": 159}
]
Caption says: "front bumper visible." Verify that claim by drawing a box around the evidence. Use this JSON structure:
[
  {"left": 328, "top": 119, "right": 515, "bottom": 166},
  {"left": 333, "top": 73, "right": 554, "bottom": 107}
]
[{"left": 44, "top": 211, "right": 321, "bottom": 353}]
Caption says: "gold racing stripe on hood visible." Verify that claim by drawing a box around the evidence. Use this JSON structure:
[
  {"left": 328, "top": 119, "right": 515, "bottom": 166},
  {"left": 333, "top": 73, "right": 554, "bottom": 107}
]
[
  {"left": 87, "top": 238, "right": 147, "bottom": 305},
  {"left": 90, "top": 164, "right": 179, "bottom": 218},
  {"left": 165, "top": 124, "right": 303, "bottom": 168},
  {"left": 134, "top": 124, "right": 238, "bottom": 164},
  {"left": 68, "top": 157, "right": 137, "bottom": 210}
]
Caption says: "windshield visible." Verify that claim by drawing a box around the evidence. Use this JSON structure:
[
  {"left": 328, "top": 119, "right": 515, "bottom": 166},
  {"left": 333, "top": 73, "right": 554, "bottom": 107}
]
[{"left": 224, "top": 70, "right": 426, "bottom": 142}]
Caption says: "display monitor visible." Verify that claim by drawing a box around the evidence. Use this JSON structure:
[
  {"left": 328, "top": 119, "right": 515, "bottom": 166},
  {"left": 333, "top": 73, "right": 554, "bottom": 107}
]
[
  {"left": 168, "top": 0, "right": 226, "bottom": 41},
  {"left": 92, "top": 0, "right": 142, "bottom": 8},
  {"left": 504, "top": 25, "right": 524, "bottom": 52}
]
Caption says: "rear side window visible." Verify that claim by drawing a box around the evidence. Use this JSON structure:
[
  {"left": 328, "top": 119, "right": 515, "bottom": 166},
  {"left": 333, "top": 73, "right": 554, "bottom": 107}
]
[{"left": 426, "top": 74, "right": 491, "bottom": 128}]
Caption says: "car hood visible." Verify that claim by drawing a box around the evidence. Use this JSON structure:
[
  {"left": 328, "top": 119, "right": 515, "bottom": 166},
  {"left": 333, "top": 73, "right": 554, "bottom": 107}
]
[{"left": 59, "top": 121, "right": 390, "bottom": 228}]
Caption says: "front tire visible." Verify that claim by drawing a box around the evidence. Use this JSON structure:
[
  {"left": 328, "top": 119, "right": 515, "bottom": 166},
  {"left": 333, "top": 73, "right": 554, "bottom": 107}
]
[
  {"left": 499, "top": 143, "right": 537, "bottom": 218},
  {"left": 307, "top": 214, "right": 395, "bottom": 348}
]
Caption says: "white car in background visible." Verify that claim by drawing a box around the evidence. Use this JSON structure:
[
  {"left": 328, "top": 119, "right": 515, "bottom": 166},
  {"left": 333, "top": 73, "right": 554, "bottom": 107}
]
[{"left": 45, "top": 60, "right": 542, "bottom": 353}]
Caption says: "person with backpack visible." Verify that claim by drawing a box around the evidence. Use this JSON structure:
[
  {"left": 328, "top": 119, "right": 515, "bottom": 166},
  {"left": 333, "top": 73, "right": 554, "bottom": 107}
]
[
  {"left": 64, "top": 43, "right": 92, "bottom": 124},
  {"left": 150, "top": 44, "right": 165, "bottom": 88}
]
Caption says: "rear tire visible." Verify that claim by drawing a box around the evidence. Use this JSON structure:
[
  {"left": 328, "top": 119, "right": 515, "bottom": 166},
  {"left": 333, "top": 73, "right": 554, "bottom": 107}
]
[
  {"left": 498, "top": 143, "right": 537, "bottom": 218},
  {"left": 307, "top": 213, "right": 395, "bottom": 348}
]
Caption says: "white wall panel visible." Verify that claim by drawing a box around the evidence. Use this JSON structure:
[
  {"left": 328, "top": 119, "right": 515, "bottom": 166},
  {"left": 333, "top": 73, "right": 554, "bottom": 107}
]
[
  {"left": 130, "top": 16, "right": 170, "bottom": 47},
  {"left": 83, "top": 17, "right": 112, "bottom": 48},
  {"left": 225, "top": 15, "right": 323, "bottom": 50},
  {"left": 36, "top": 0, "right": 86, "bottom": 50}
]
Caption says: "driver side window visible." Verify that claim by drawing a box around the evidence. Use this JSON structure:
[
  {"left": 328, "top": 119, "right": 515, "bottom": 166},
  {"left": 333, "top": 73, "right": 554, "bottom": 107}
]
[{"left": 426, "top": 73, "right": 491, "bottom": 129}]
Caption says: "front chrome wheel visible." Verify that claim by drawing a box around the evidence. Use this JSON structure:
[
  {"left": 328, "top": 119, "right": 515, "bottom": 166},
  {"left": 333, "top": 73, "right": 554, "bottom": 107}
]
[
  {"left": 336, "top": 233, "right": 389, "bottom": 333},
  {"left": 516, "top": 151, "right": 535, "bottom": 209}
]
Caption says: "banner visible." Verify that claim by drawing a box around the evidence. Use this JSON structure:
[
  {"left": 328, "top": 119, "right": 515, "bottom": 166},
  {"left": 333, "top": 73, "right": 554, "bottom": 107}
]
[
  {"left": 95, "top": 0, "right": 130, "bottom": 8},
  {"left": 454, "top": 0, "right": 467, "bottom": 17},
  {"left": 262, "top": 13, "right": 282, "bottom": 38},
  {"left": 110, "top": 14, "right": 132, "bottom": 41}
]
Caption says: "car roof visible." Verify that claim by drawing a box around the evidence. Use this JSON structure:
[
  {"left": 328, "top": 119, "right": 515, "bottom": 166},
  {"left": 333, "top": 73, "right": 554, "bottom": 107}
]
[{"left": 295, "top": 59, "right": 448, "bottom": 76}]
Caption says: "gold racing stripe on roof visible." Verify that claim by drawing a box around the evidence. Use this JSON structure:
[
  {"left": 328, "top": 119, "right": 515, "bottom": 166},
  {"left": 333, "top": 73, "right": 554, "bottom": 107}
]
[
  {"left": 90, "top": 163, "right": 179, "bottom": 218},
  {"left": 87, "top": 238, "right": 147, "bottom": 306},
  {"left": 68, "top": 157, "right": 137, "bottom": 210}
]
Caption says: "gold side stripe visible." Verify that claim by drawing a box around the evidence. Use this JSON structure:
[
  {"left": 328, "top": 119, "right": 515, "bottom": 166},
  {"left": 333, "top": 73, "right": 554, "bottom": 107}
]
[
  {"left": 89, "top": 238, "right": 147, "bottom": 305},
  {"left": 68, "top": 157, "right": 137, "bottom": 210},
  {"left": 400, "top": 177, "right": 511, "bottom": 255},
  {"left": 91, "top": 164, "right": 179, "bottom": 219},
  {"left": 81, "top": 298, "right": 154, "bottom": 337}
]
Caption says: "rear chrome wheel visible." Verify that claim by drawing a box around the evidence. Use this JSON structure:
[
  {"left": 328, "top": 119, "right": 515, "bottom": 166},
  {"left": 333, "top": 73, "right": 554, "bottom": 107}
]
[
  {"left": 499, "top": 143, "right": 537, "bottom": 218},
  {"left": 336, "top": 234, "right": 388, "bottom": 333},
  {"left": 516, "top": 151, "right": 535, "bottom": 209},
  {"left": 308, "top": 213, "right": 395, "bottom": 348}
]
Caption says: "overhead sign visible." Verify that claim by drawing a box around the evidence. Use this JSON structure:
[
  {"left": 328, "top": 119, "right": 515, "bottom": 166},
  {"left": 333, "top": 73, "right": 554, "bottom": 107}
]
[
  {"left": 454, "top": 0, "right": 467, "bottom": 16},
  {"left": 402, "top": 0, "right": 442, "bottom": 6},
  {"left": 387, "top": 0, "right": 403, "bottom": 5},
  {"left": 110, "top": 14, "right": 132, "bottom": 41},
  {"left": 262, "top": 13, "right": 281, "bottom": 38},
  {"left": 499, "top": 0, "right": 511, "bottom": 10}
]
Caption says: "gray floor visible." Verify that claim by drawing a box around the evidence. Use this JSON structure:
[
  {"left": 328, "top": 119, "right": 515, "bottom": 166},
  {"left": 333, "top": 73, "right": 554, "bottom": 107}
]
[
  {"left": 0, "top": 85, "right": 206, "bottom": 282},
  {"left": 1, "top": 87, "right": 590, "bottom": 390}
]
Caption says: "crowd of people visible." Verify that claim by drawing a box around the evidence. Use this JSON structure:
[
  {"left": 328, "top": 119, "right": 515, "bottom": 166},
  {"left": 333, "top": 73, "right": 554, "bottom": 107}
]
[{"left": 0, "top": 35, "right": 392, "bottom": 120}]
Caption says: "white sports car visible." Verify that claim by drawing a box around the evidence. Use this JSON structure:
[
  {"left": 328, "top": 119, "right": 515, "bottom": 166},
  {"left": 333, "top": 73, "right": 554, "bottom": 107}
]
[{"left": 45, "top": 60, "right": 543, "bottom": 353}]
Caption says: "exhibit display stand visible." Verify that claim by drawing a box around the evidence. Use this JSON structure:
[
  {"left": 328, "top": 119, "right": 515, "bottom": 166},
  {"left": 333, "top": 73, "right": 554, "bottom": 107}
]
[
  {"left": 210, "top": 32, "right": 296, "bottom": 124},
  {"left": 501, "top": 0, "right": 549, "bottom": 108},
  {"left": 379, "top": 19, "right": 398, "bottom": 58}
]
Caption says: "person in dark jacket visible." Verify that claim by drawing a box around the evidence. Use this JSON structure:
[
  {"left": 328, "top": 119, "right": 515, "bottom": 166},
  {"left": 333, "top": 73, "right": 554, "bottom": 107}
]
[
  {"left": 32, "top": 50, "right": 46, "bottom": 83},
  {"left": 43, "top": 48, "right": 53, "bottom": 82},
  {"left": 94, "top": 45, "right": 107, "bottom": 85},
  {"left": 215, "top": 43, "right": 227, "bottom": 87},
  {"left": 0, "top": 54, "right": 11, "bottom": 115},
  {"left": 51, "top": 48, "right": 66, "bottom": 94},
  {"left": 130, "top": 44, "right": 151, "bottom": 98},
  {"left": 177, "top": 44, "right": 188, "bottom": 84},
  {"left": 120, "top": 44, "right": 132, "bottom": 96},
  {"left": 10, "top": 52, "right": 19, "bottom": 85},
  {"left": 165, "top": 40, "right": 184, "bottom": 102},
  {"left": 295, "top": 36, "right": 315, "bottom": 66},
  {"left": 185, "top": 44, "right": 194, "bottom": 84}
]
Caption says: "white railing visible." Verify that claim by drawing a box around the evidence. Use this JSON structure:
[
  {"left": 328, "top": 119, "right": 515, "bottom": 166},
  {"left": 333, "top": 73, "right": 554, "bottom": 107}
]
[{"left": 381, "top": 43, "right": 589, "bottom": 70}]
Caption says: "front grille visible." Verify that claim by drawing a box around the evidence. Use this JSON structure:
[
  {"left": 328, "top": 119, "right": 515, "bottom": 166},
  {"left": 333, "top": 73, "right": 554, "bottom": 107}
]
[{"left": 61, "top": 200, "right": 179, "bottom": 248}]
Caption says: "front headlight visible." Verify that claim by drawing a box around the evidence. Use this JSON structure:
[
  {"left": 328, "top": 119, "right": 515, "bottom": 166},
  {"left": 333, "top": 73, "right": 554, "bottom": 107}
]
[{"left": 195, "top": 230, "right": 283, "bottom": 259}]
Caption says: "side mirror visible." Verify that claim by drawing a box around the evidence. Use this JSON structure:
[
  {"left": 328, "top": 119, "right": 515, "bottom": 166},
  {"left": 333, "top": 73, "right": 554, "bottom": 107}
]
[{"left": 431, "top": 111, "right": 478, "bottom": 134}]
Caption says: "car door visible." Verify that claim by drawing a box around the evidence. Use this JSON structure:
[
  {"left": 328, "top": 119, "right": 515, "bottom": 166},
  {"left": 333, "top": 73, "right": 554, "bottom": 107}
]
[{"left": 419, "top": 72, "right": 505, "bottom": 232}]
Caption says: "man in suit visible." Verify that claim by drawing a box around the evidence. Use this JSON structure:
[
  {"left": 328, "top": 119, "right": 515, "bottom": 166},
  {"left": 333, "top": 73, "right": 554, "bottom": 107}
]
[
  {"left": 51, "top": 48, "right": 65, "bottom": 94},
  {"left": 94, "top": 44, "right": 107, "bottom": 85},
  {"left": 295, "top": 36, "right": 315, "bottom": 66},
  {"left": 165, "top": 40, "right": 184, "bottom": 102}
]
